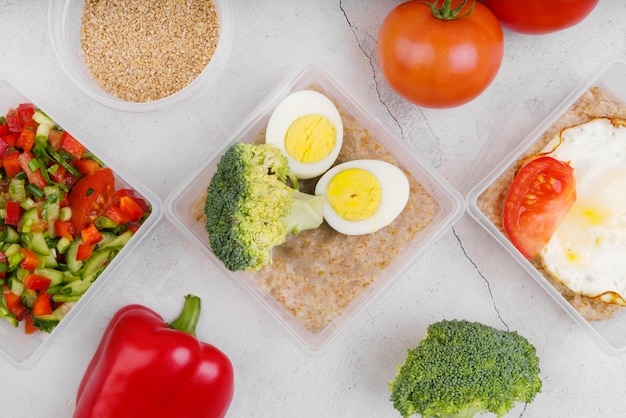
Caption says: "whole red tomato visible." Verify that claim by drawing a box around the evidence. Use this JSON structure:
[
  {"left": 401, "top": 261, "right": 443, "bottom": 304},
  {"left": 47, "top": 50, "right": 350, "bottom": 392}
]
[
  {"left": 377, "top": 0, "right": 503, "bottom": 108},
  {"left": 481, "top": 0, "right": 599, "bottom": 35}
]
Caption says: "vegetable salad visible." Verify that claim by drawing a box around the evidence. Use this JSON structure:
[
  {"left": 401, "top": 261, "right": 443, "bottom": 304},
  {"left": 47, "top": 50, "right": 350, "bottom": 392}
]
[{"left": 0, "top": 103, "right": 150, "bottom": 334}]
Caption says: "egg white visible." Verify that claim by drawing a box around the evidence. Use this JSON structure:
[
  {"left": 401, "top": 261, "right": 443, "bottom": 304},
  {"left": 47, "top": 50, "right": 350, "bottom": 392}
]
[
  {"left": 539, "top": 117, "right": 626, "bottom": 304},
  {"left": 265, "top": 90, "right": 343, "bottom": 179},
  {"left": 315, "top": 159, "right": 409, "bottom": 235}
]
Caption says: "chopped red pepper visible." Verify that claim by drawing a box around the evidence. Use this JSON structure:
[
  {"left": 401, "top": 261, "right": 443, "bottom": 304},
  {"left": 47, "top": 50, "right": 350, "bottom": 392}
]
[
  {"left": 74, "top": 159, "right": 101, "bottom": 176},
  {"left": 19, "top": 248, "right": 40, "bottom": 271},
  {"left": 119, "top": 196, "right": 144, "bottom": 222},
  {"left": 16, "top": 121, "right": 37, "bottom": 153},
  {"left": 74, "top": 295, "right": 234, "bottom": 418},
  {"left": 0, "top": 122, "right": 8, "bottom": 136},
  {"left": 76, "top": 244, "right": 94, "bottom": 261},
  {"left": 3, "top": 286, "right": 27, "bottom": 321},
  {"left": 32, "top": 290, "right": 53, "bottom": 317},
  {"left": 60, "top": 131, "right": 86, "bottom": 159},
  {"left": 5, "top": 200, "right": 21, "bottom": 226},
  {"left": 105, "top": 205, "right": 130, "bottom": 225},
  {"left": 2, "top": 150, "right": 21, "bottom": 178},
  {"left": 81, "top": 223, "right": 102, "bottom": 245},
  {"left": 24, "top": 312, "right": 38, "bottom": 334},
  {"left": 23, "top": 273, "right": 52, "bottom": 291},
  {"left": 54, "top": 219, "right": 74, "bottom": 241}
]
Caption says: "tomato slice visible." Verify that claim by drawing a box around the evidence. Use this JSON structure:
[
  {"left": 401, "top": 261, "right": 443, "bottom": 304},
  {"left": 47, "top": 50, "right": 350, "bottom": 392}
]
[
  {"left": 502, "top": 156, "right": 576, "bottom": 259},
  {"left": 68, "top": 168, "right": 115, "bottom": 232}
]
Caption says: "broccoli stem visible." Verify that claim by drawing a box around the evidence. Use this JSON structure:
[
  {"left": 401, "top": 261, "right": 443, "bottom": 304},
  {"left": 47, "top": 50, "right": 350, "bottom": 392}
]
[{"left": 282, "top": 190, "right": 325, "bottom": 235}]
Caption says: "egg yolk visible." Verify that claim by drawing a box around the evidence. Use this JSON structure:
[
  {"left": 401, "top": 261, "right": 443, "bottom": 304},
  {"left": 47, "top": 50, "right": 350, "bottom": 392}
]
[
  {"left": 326, "top": 168, "right": 381, "bottom": 221},
  {"left": 284, "top": 114, "right": 336, "bottom": 163}
]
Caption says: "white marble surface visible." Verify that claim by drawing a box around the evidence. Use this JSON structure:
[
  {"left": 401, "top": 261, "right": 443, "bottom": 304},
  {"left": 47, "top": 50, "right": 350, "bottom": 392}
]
[{"left": 1, "top": 1, "right": 626, "bottom": 417}]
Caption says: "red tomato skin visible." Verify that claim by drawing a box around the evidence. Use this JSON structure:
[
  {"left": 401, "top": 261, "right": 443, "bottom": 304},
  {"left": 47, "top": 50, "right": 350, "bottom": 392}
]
[
  {"left": 69, "top": 168, "right": 115, "bottom": 233},
  {"left": 503, "top": 156, "right": 576, "bottom": 259},
  {"left": 482, "top": 0, "right": 599, "bottom": 35},
  {"left": 377, "top": 0, "right": 504, "bottom": 108}
]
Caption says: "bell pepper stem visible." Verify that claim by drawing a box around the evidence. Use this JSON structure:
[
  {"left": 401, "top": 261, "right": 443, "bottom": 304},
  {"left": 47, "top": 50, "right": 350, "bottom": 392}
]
[{"left": 169, "top": 294, "right": 201, "bottom": 336}]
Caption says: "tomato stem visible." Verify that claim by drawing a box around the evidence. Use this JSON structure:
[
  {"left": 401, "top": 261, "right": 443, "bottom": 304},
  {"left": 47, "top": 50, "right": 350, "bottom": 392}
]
[{"left": 423, "top": 0, "right": 475, "bottom": 20}]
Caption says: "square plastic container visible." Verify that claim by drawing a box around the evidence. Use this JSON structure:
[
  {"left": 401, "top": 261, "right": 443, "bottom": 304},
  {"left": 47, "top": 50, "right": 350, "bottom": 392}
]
[
  {"left": 165, "top": 62, "right": 464, "bottom": 354},
  {"left": 467, "top": 56, "right": 626, "bottom": 355},
  {"left": 48, "top": 0, "right": 233, "bottom": 113},
  {"left": 0, "top": 74, "right": 162, "bottom": 369}
]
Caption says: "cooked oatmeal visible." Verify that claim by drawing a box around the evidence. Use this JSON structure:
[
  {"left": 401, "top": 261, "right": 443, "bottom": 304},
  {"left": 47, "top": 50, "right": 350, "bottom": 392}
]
[
  {"left": 192, "top": 87, "right": 438, "bottom": 333},
  {"left": 478, "top": 87, "right": 626, "bottom": 321}
]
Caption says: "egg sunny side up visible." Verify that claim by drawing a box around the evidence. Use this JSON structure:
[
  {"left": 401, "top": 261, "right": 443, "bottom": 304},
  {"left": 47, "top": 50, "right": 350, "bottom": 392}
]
[{"left": 538, "top": 117, "right": 626, "bottom": 305}]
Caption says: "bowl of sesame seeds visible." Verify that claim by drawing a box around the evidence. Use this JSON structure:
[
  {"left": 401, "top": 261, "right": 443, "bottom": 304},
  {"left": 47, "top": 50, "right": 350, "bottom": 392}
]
[{"left": 48, "top": 0, "right": 232, "bottom": 113}]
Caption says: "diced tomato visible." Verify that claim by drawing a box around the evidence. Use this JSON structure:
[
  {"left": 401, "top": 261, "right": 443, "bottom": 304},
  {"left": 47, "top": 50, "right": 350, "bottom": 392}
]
[
  {"left": 23, "top": 273, "right": 52, "bottom": 291},
  {"left": 49, "top": 163, "right": 67, "bottom": 183},
  {"left": 5, "top": 108, "right": 22, "bottom": 133},
  {"left": 0, "top": 137, "right": 9, "bottom": 158},
  {"left": 76, "top": 244, "right": 94, "bottom": 261},
  {"left": 60, "top": 131, "right": 86, "bottom": 159},
  {"left": 24, "top": 313, "right": 38, "bottom": 334},
  {"left": 68, "top": 168, "right": 115, "bottom": 232},
  {"left": 114, "top": 189, "right": 148, "bottom": 212},
  {"left": 17, "top": 103, "right": 35, "bottom": 125},
  {"left": 105, "top": 204, "right": 130, "bottom": 224},
  {"left": 5, "top": 200, "right": 21, "bottom": 226},
  {"left": 0, "top": 123, "right": 8, "bottom": 136},
  {"left": 74, "top": 159, "right": 101, "bottom": 176},
  {"left": 32, "top": 291, "right": 53, "bottom": 317},
  {"left": 2, "top": 150, "right": 21, "bottom": 178},
  {"left": 54, "top": 220, "right": 74, "bottom": 241},
  {"left": 81, "top": 223, "right": 102, "bottom": 245},
  {"left": 19, "top": 248, "right": 40, "bottom": 271},
  {"left": 1, "top": 132, "right": 19, "bottom": 148},
  {"left": 119, "top": 195, "right": 144, "bottom": 222},
  {"left": 47, "top": 129, "right": 63, "bottom": 151},
  {"left": 18, "top": 152, "right": 48, "bottom": 189},
  {"left": 16, "top": 121, "right": 37, "bottom": 153}
]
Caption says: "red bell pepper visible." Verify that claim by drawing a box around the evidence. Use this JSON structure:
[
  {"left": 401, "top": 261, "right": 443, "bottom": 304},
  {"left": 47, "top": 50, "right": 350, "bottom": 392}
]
[{"left": 73, "top": 295, "right": 234, "bottom": 418}]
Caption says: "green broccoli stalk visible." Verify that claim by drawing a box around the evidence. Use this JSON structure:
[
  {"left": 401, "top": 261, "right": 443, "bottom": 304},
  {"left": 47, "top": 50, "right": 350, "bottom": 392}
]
[
  {"left": 204, "top": 142, "right": 325, "bottom": 271},
  {"left": 389, "top": 319, "right": 542, "bottom": 418}
]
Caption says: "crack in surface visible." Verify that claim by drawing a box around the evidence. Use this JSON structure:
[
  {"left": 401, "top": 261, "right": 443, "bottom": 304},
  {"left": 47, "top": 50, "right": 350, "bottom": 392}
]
[
  {"left": 338, "top": 0, "right": 404, "bottom": 139},
  {"left": 453, "top": 227, "right": 509, "bottom": 331}
]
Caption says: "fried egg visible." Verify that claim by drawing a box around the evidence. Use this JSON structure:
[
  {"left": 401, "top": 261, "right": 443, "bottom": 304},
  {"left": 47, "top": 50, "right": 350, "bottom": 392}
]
[
  {"left": 266, "top": 90, "right": 343, "bottom": 180},
  {"left": 314, "top": 159, "right": 409, "bottom": 235},
  {"left": 540, "top": 117, "right": 626, "bottom": 304}
]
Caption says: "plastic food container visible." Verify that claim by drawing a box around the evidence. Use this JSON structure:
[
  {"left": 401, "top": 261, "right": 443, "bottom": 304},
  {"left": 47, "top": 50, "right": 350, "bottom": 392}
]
[
  {"left": 165, "top": 62, "right": 464, "bottom": 354},
  {"left": 467, "top": 56, "right": 626, "bottom": 355},
  {"left": 0, "top": 74, "right": 162, "bottom": 369},
  {"left": 47, "top": 0, "right": 232, "bottom": 113}
]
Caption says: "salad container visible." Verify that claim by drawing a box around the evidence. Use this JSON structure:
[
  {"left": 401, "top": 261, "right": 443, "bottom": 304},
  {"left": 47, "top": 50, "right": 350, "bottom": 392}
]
[
  {"left": 165, "top": 62, "right": 464, "bottom": 355},
  {"left": 466, "top": 56, "right": 626, "bottom": 355},
  {"left": 0, "top": 74, "right": 162, "bottom": 369}
]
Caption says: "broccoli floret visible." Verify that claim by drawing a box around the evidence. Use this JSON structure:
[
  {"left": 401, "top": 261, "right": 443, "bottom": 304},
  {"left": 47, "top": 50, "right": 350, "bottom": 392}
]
[
  {"left": 389, "top": 319, "right": 542, "bottom": 418},
  {"left": 204, "top": 142, "right": 325, "bottom": 271}
]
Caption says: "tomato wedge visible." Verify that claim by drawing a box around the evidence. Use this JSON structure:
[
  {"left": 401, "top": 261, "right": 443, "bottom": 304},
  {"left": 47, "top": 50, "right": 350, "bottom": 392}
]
[
  {"left": 68, "top": 168, "right": 115, "bottom": 233},
  {"left": 502, "top": 156, "right": 576, "bottom": 259}
]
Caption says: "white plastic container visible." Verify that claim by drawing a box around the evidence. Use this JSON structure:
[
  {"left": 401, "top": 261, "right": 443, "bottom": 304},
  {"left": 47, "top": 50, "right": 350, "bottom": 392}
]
[
  {"left": 467, "top": 56, "right": 626, "bottom": 356},
  {"left": 165, "top": 62, "right": 464, "bottom": 355},
  {"left": 0, "top": 74, "right": 162, "bottom": 369},
  {"left": 47, "top": 0, "right": 232, "bottom": 113}
]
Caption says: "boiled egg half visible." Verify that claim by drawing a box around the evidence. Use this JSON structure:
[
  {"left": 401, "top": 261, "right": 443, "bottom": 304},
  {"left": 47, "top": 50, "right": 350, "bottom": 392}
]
[
  {"left": 314, "top": 159, "right": 409, "bottom": 235},
  {"left": 539, "top": 117, "right": 626, "bottom": 304},
  {"left": 266, "top": 90, "right": 343, "bottom": 179}
]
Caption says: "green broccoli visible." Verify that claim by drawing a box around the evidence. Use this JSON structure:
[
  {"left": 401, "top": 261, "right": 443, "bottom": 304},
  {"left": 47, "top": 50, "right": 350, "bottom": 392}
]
[
  {"left": 204, "top": 142, "right": 325, "bottom": 271},
  {"left": 389, "top": 319, "right": 542, "bottom": 418}
]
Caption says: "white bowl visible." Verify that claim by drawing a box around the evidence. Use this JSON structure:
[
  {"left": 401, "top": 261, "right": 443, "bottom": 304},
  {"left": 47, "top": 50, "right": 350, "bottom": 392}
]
[{"left": 48, "top": 0, "right": 232, "bottom": 113}]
